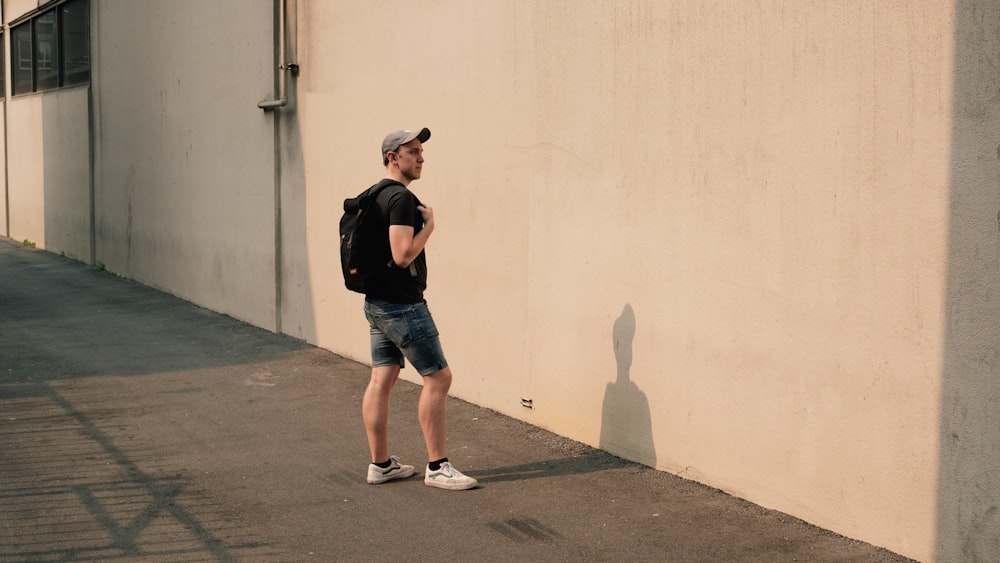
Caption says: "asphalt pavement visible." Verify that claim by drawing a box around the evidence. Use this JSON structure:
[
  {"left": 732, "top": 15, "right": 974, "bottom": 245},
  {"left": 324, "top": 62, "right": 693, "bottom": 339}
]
[{"left": 0, "top": 237, "right": 916, "bottom": 562}]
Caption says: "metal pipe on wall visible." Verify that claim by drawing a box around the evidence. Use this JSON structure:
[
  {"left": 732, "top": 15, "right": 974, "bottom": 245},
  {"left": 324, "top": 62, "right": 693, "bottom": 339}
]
[
  {"left": 259, "top": 0, "right": 295, "bottom": 110},
  {"left": 2, "top": 0, "right": 10, "bottom": 237}
]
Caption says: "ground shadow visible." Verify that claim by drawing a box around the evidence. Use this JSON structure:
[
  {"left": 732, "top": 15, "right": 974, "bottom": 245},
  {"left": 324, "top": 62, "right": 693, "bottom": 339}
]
[
  {"left": 469, "top": 449, "right": 644, "bottom": 483},
  {"left": 0, "top": 381, "right": 277, "bottom": 561},
  {"left": 599, "top": 303, "right": 657, "bottom": 468},
  {"left": 0, "top": 239, "right": 311, "bottom": 383},
  {"left": 0, "top": 240, "right": 307, "bottom": 560}
]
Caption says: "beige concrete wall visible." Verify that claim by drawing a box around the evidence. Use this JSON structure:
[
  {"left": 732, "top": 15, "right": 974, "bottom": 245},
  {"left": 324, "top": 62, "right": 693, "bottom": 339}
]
[
  {"left": 290, "top": 2, "right": 999, "bottom": 561},
  {"left": 2, "top": 1, "right": 91, "bottom": 259},
  {"left": 6, "top": 0, "right": 996, "bottom": 560},
  {"left": 40, "top": 87, "right": 91, "bottom": 260},
  {"left": 90, "top": 0, "right": 279, "bottom": 329},
  {"left": 6, "top": 95, "right": 46, "bottom": 247},
  {"left": 3, "top": 0, "right": 57, "bottom": 248},
  {"left": 5, "top": 0, "right": 38, "bottom": 22}
]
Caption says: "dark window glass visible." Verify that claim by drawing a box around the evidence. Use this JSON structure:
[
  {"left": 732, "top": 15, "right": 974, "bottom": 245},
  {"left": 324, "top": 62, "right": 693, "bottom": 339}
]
[
  {"left": 12, "top": 23, "right": 32, "bottom": 95},
  {"left": 61, "top": 0, "right": 89, "bottom": 86},
  {"left": 35, "top": 10, "right": 59, "bottom": 91}
]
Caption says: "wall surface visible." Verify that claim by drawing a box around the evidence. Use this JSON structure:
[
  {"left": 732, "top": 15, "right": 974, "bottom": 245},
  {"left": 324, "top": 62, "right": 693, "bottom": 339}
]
[
  {"left": 41, "top": 88, "right": 91, "bottom": 260},
  {"left": 290, "top": 2, "right": 999, "bottom": 561},
  {"left": 2, "top": 3, "right": 91, "bottom": 259},
  {"left": 5, "top": 0, "right": 998, "bottom": 561},
  {"left": 90, "top": 0, "right": 279, "bottom": 329},
  {"left": 7, "top": 95, "right": 46, "bottom": 247},
  {"left": 936, "top": 2, "right": 1000, "bottom": 561},
  {"left": 5, "top": 0, "right": 36, "bottom": 21},
  {"left": 4, "top": 0, "right": 93, "bottom": 258}
]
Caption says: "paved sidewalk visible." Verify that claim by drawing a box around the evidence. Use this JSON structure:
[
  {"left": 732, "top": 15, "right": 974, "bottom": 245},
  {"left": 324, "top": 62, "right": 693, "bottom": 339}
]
[{"left": 0, "top": 238, "right": 914, "bottom": 562}]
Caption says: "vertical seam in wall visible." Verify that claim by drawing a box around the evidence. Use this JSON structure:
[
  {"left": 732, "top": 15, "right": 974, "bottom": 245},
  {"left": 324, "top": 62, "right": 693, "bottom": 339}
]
[
  {"left": 87, "top": 85, "right": 95, "bottom": 264},
  {"left": 271, "top": 0, "right": 283, "bottom": 335},
  {"left": 87, "top": 0, "right": 98, "bottom": 265},
  {"left": 3, "top": 98, "right": 9, "bottom": 238},
  {"left": 273, "top": 112, "right": 282, "bottom": 334},
  {"left": 2, "top": 0, "right": 9, "bottom": 238}
]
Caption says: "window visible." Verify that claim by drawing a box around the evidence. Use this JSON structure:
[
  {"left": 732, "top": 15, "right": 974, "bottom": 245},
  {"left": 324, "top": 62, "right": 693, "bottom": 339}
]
[
  {"left": 35, "top": 11, "right": 59, "bottom": 90},
  {"left": 61, "top": 0, "right": 90, "bottom": 87},
  {"left": 10, "top": 0, "right": 89, "bottom": 96},
  {"left": 11, "top": 23, "right": 32, "bottom": 95}
]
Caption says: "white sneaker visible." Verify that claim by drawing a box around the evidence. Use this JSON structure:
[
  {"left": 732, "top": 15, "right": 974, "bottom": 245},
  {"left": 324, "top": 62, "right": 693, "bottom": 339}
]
[
  {"left": 367, "top": 455, "right": 415, "bottom": 484},
  {"left": 424, "top": 461, "right": 478, "bottom": 490}
]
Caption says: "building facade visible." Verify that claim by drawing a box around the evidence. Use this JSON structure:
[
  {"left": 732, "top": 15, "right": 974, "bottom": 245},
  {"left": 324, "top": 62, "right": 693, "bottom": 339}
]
[{"left": 3, "top": 1, "right": 999, "bottom": 561}]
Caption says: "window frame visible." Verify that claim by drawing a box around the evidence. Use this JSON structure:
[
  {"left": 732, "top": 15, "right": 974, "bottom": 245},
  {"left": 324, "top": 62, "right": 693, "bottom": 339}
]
[
  {"left": 11, "top": 21, "right": 33, "bottom": 96},
  {"left": 9, "top": 0, "right": 89, "bottom": 97},
  {"left": 34, "top": 9, "right": 60, "bottom": 91},
  {"left": 59, "top": 0, "right": 90, "bottom": 88}
]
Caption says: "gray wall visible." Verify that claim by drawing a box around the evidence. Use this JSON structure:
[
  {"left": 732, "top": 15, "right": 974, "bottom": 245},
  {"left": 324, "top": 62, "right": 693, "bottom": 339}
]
[
  {"left": 90, "top": 0, "right": 279, "bottom": 329},
  {"left": 937, "top": 1, "right": 1000, "bottom": 560}
]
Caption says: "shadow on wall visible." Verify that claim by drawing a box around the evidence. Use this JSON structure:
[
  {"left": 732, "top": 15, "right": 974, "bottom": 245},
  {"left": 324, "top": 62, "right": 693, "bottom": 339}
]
[
  {"left": 600, "top": 304, "right": 657, "bottom": 468},
  {"left": 936, "top": 1, "right": 1000, "bottom": 561},
  {"left": 276, "top": 0, "right": 314, "bottom": 342}
]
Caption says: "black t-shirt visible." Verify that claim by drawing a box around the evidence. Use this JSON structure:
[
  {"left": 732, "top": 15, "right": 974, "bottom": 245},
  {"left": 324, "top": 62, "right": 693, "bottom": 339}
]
[{"left": 363, "top": 182, "right": 427, "bottom": 303}]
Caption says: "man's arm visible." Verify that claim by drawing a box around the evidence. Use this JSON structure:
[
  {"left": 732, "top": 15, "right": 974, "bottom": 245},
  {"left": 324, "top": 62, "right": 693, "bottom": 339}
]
[{"left": 388, "top": 205, "right": 435, "bottom": 269}]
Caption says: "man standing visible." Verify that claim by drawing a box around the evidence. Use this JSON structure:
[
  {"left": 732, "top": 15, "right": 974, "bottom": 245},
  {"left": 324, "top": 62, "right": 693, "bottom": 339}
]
[{"left": 360, "top": 127, "right": 477, "bottom": 491}]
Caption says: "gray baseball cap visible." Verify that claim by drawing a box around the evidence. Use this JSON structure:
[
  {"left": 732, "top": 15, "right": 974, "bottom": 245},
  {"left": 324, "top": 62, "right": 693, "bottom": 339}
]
[{"left": 382, "top": 127, "right": 431, "bottom": 163}]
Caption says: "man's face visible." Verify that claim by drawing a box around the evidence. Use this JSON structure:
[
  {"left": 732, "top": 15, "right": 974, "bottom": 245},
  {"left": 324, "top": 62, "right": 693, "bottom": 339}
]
[{"left": 392, "top": 139, "right": 424, "bottom": 181}]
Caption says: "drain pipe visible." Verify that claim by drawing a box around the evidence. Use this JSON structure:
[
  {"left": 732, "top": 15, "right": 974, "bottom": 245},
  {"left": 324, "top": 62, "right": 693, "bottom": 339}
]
[
  {"left": 258, "top": 0, "right": 296, "bottom": 110},
  {"left": 3, "top": 7, "right": 10, "bottom": 237}
]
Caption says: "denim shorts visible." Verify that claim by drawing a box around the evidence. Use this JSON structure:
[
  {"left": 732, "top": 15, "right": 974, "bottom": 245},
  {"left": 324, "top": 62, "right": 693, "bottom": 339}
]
[{"left": 363, "top": 298, "right": 448, "bottom": 376}]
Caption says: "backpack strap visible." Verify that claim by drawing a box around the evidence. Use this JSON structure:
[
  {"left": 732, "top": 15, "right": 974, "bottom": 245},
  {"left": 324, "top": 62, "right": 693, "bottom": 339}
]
[
  {"left": 344, "top": 178, "right": 403, "bottom": 213},
  {"left": 368, "top": 178, "right": 406, "bottom": 197},
  {"left": 366, "top": 178, "right": 404, "bottom": 208}
]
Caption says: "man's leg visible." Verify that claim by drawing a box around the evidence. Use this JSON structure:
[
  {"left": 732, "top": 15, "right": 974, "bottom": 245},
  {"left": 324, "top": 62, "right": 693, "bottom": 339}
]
[
  {"left": 418, "top": 366, "right": 452, "bottom": 461},
  {"left": 419, "top": 366, "right": 477, "bottom": 490},
  {"left": 363, "top": 364, "right": 401, "bottom": 463}
]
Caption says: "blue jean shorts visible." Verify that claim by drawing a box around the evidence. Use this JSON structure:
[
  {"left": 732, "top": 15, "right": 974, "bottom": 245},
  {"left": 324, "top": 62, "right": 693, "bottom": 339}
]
[{"left": 363, "top": 298, "right": 448, "bottom": 376}]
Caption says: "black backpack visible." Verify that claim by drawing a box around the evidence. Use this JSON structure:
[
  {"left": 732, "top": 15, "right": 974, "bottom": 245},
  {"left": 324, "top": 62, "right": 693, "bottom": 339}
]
[{"left": 340, "top": 179, "right": 401, "bottom": 293}]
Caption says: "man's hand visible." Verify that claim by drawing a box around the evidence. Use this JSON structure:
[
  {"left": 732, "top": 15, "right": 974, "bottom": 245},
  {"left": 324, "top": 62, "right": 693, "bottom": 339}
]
[{"left": 417, "top": 204, "right": 435, "bottom": 229}]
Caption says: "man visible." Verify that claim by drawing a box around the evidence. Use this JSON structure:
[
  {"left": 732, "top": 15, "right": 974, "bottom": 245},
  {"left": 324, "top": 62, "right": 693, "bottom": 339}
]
[{"left": 360, "top": 127, "right": 477, "bottom": 491}]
